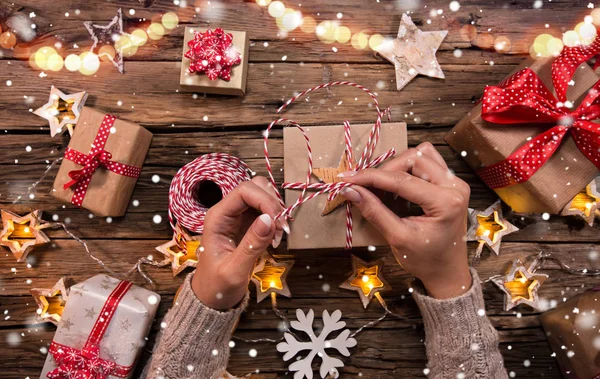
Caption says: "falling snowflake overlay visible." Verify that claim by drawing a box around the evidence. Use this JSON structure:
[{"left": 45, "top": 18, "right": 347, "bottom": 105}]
[
  {"left": 277, "top": 309, "right": 357, "bottom": 379},
  {"left": 184, "top": 28, "right": 241, "bottom": 81}
]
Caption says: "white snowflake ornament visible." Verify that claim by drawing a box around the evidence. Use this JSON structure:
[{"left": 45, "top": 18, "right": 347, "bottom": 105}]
[{"left": 276, "top": 309, "right": 357, "bottom": 379}]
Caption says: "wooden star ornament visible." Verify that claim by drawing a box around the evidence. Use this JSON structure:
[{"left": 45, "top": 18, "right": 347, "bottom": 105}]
[
  {"left": 492, "top": 259, "right": 548, "bottom": 311},
  {"left": 313, "top": 150, "right": 356, "bottom": 215},
  {"left": 84, "top": 8, "right": 127, "bottom": 73},
  {"left": 156, "top": 223, "right": 203, "bottom": 276},
  {"left": 251, "top": 252, "right": 294, "bottom": 303},
  {"left": 374, "top": 14, "right": 448, "bottom": 91},
  {"left": 0, "top": 210, "right": 51, "bottom": 262},
  {"left": 561, "top": 180, "right": 600, "bottom": 226},
  {"left": 33, "top": 86, "right": 88, "bottom": 137},
  {"left": 340, "top": 255, "right": 391, "bottom": 309},
  {"left": 29, "top": 276, "right": 71, "bottom": 325},
  {"left": 467, "top": 200, "right": 519, "bottom": 257}
]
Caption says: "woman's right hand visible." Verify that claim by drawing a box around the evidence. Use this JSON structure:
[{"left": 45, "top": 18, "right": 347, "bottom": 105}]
[{"left": 339, "top": 142, "right": 472, "bottom": 299}]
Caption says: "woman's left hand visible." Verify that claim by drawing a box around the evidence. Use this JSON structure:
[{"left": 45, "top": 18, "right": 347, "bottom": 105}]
[{"left": 191, "top": 176, "right": 287, "bottom": 310}]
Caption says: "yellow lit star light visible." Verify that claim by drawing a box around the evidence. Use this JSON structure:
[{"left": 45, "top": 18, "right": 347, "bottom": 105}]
[
  {"left": 492, "top": 258, "right": 548, "bottom": 311},
  {"left": 467, "top": 200, "right": 519, "bottom": 256},
  {"left": 0, "top": 210, "right": 51, "bottom": 262},
  {"left": 29, "top": 276, "right": 71, "bottom": 325},
  {"left": 33, "top": 86, "right": 88, "bottom": 137},
  {"left": 251, "top": 252, "right": 294, "bottom": 303},
  {"left": 561, "top": 180, "right": 600, "bottom": 227},
  {"left": 156, "top": 223, "right": 202, "bottom": 276},
  {"left": 340, "top": 255, "right": 390, "bottom": 309},
  {"left": 312, "top": 150, "right": 356, "bottom": 216}
]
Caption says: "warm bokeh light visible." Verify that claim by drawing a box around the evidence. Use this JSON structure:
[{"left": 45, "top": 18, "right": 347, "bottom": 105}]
[
  {"left": 256, "top": 0, "right": 272, "bottom": 5},
  {"left": 335, "top": 26, "right": 352, "bottom": 43},
  {"left": 0, "top": 31, "right": 17, "bottom": 49},
  {"left": 115, "top": 35, "right": 138, "bottom": 57},
  {"left": 563, "top": 30, "right": 580, "bottom": 47},
  {"left": 575, "top": 22, "right": 596, "bottom": 45},
  {"left": 494, "top": 36, "right": 511, "bottom": 52},
  {"left": 368, "top": 33, "right": 385, "bottom": 50},
  {"left": 268, "top": 1, "right": 285, "bottom": 17},
  {"left": 147, "top": 23, "right": 165, "bottom": 40},
  {"left": 546, "top": 37, "right": 564, "bottom": 56},
  {"left": 34, "top": 47, "right": 57, "bottom": 70},
  {"left": 79, "top": 52, "right": 100, "bottom": 75},
  {"left": 592, "top": 9, "right": 600, "bottom": 25},
  {"left": 279, "top": 9, "right": 302, "bottom": 32},
  {"left": 351, "top": 31, "right": 369, "bottom": 49},
  {"left": 98, "top": 45, "right": 116, "bottom": 61},
  {"left": 47, "top": 54, "right": 64, "bottom": 71},
  {"left": 316, "top": 20, "right": 338, "bottom": 43},
  {"left": 162, "top": 12, "right": 179, "bottom": 30},
  {"left": 64, "top": 54, "right": 81, "bottom": 72},
  {"left": 300, "top": 16, "right": 316, "bottom": 33},
  {"left": 131, "top": 29, "right": 148, "bottom": 47}
]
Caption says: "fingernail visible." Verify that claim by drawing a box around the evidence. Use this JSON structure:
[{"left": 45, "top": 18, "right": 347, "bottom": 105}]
[
  {"left": 340, "top": 187, "right": 362, "bottom": 204},
  {"left": 272, "top": 230, "right": 283, "bottom": 248},
  {"left": 337, "top": 171, "right": 358, "bottom": 178},
  {"left": 281, "top": 219, "right": 291, "bottom": 234},
  {"left": 255, "top": 214, "right": 272, "bottom": 237}
]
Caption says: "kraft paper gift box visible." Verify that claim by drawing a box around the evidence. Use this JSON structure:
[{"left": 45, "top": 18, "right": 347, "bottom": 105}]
[
  {"left": 40, "top": 274, "right": 161, "bottom": 379},
  {"left": 446, "top": 57, "right": 599, "bottom": 214},
  {"left": 540, "top": 289, "right": 600, "bottom": 379},
  {"left": 284, "top": 122, "right": 408, "bottom": 249},
  {"left": 52, "top": 107, "right": 152, "bottom": 217},
  {"left": 180, "top": 27, "right": 249, "bottom": 96}
]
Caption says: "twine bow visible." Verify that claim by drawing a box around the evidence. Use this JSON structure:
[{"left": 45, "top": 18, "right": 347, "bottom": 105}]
[
  {"left": 47, "top": 280, "right": 133, "bottom": 379},
  {"left": 62, "top": 114, "right": 142, "bottom": 207},
  {"left": 264, "top": 81, "right": 396, "bottom": 249},
  {"left": 477, "top": 37, "right": 600, "bottom": 189}
]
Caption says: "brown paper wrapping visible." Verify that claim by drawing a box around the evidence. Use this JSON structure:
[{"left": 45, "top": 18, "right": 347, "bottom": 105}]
[
  {"left": 52, "top": 107, "right": 152, "bottom": 217},
  {"left": 446, "top": 57, "right": 600, "bottom": 214},
  {"left": 540, "top": 290, "right": 600, "bottom": 379},
  {"left": 180, "top": 27, "right": 249, "bottom": 96},
  {"left": 284, "top": 122, "right": 408, "bottom": 249}
]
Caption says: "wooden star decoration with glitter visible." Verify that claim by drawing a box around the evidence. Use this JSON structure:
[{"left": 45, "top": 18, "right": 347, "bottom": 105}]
[
  {"left": 561, "top": 180, "right": 600, "bottom": 227},
  {"left": 0, "top": 210, "right": 51, "bottom": 262},
  {"left": 250, "top": 252, "right": 294, "bottom": 303},
  {"left": 33, "top": 86, "right": 88, "bottom": 137},
  {"left": 29, "top": 276, "right": 71, "bottom": 325},
  {"left": 84, "top": 8, "right": 127, "bottom": 73},
  {"left": 156, "top": 223, "right": 203, "bottom": 276},
  {"left": 467, "top": 200, "right": 518, "bottom": 257},
  {"left": 492, "top": 258, "right": 548, "bottom": 311},
  {"left": 374, "top": 14, "right": 448, "bottom": 91},
  {"left": 313, "top": 150, "right": 356, "bottom": 215},
  {"left": 340, "top": 255, "right": 391, "bottom": 308}
]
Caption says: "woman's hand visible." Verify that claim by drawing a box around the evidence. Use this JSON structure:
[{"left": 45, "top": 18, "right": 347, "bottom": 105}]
[
  {"left": 339, "top": 142, "right": 472, "bottom": 299},
  {"left": 191, "top": 176, "right": 287, "bottom": 310}
]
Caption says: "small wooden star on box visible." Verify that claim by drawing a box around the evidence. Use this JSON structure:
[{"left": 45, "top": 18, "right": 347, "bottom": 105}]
[
  {"left": 467, "top": 200, "right": 519, "bottom": 257},
  {"left": 156, "top": 223, "right": 203, "bottom": 276},
  {"left": 33, "top": 85, "right": 88, "bottom": 137},
  {"left": 251, "top": 252, "right": 294, "bottom": 303},
  {"left": 0, "top": 210, "right": 51, "bottom": 262},
  {"left": 313, "top": 150, "right": 356, "bottom": 215},
  {"left": 29, "top": 276, "right": 71, "bottom": 325},
  {"left": 340, "top": 255, "right": 391, "bottom": 308},
  {"left": 561, "top": 180, "right": 600, "bottom": 227},
  {"left": 492, "top": 259, "right": 548, "bottom": 311},
  {"left": 374, "top": 14, "right": 448, "bottom": 91}
]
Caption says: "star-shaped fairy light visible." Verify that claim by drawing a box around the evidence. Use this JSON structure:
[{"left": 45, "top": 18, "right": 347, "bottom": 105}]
[
  {"left": 561, "top": 180, "right": 600, "bottom": 227},
  {"left": 250, "top": 252, "right": 294, "bottom": 303},
  {"left": 0, "top": 210, "right": 51, "bottom": 262},
  {"left": 84, "top": 8, "right": 129, "bottom": 73},
  {"left": 492, "top": 258, "right": 548, "bottom": 311},
  {"left": 313, "top": 150, "right": 356, "bottom": 215},
  {"left": 374, "top": 14, "right": 448, "bottom": 91},
  {"left": 33, "top": 86, "right": 88, "bottom": 137},
  {"left": 467, "top": 200, "right": 519, "bottom": 257},
  {"left": 29, "top": 276, "right": 71, "bottom": 325},
  {"left": 156, "top": 223, "right": 203, "bottom": 276},
  {"left": 340, "top": 255, "right": 391, "bottom": 308}
]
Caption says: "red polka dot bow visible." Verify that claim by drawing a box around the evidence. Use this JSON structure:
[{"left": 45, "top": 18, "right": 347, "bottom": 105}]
[
  {"left": 477, "top": 37, "right": 600, "bottom": 189},
  {"left": 62, "top": 114, "right": 142, "bottom": 208},
  {"left": 47, "top": 280, "right": 133, "bottom": 379},
  {"left": 184, "top": 28, "right": 241, "bottom": 81}
]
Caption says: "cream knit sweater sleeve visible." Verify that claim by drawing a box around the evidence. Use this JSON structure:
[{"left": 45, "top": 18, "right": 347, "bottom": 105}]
[{"left": 143, "top": 269, "right": 507, "bottom": 379}]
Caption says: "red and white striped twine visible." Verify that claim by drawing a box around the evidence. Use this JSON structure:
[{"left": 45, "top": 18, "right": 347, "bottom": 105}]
[
  {"left": 168, "top": 153, "right": 252, "bottom": 235},
  {"left": 264, "top": 81, "right": 395, "bottom": 249}
]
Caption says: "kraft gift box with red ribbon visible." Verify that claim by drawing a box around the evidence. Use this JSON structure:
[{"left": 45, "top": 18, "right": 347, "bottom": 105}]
[
  {"left": 446, "top": 43, "right": 600, "bottom": 214},
  {"left": 540, "top": 288, "right": 600, "bottom": 379},
  {"left": 52, "top": 107, "right": 153, "bottom": 217},
  {"left": 40, "top": 274, "right": 160, "bottom": 379}
]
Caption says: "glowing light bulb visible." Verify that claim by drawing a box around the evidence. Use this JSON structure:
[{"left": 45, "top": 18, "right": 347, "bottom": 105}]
[
  {"left": 362, "top": 275, "right": 369, "bottom": 283},
  {"left": 483, "top": 229, "right": 491, "bottom": 237},
  {"left": 23, "top": 227, "right": 30, "bottom": 234},
  {"left": 270, "top": 280, "right": 276, "bottom": 288},
  {"left": 64, "top": 54, "right": 81, "bottom": 71}
]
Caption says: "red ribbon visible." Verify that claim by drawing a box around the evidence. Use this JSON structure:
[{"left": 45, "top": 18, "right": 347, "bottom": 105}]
[
  {"left": 184, "top": 28, "right": 241, "bottom": 81},
  {"left": 476, "top": 37, "right": 600, "bottom": 189},
  {"left": 63, "top": 114, "right": 142, "bottom": 207},
  {"left": 47, "top": 280, "right": 133, "bottom": 379}
]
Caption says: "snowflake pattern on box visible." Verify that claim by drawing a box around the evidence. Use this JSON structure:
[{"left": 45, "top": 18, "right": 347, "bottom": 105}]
[{"left": 276, "top": 309, "right": 357, "bottom": 379}]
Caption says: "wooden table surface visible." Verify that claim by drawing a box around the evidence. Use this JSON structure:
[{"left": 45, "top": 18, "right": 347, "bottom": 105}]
[{"left": 1, "top": 0, "right": 599, "bottom": 377}]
